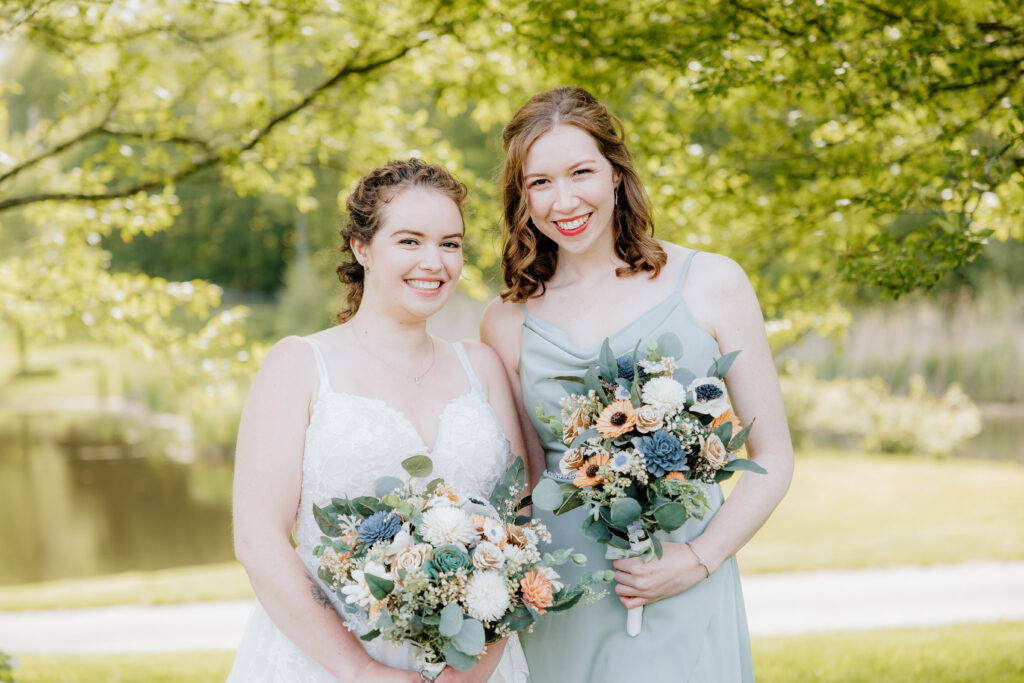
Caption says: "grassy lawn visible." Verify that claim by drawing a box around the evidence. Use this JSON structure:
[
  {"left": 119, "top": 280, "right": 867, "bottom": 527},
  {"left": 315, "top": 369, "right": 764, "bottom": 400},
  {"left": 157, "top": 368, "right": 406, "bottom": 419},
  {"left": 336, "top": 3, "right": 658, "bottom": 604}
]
[
  {"left": 753, "top": 621, "right": 1024, "bottom": 683},
  {"left": 730, "top": 450, "right": 1024, "bottom": 573},
  {"left": 6, "top": 622, "right": 1022, "bottom": 682},
  {"left": 0, "top": 564, "right": 253, "bottom": 612},
  {"left": 1, "top": 450, "right": 1022, "bottom": 610}
]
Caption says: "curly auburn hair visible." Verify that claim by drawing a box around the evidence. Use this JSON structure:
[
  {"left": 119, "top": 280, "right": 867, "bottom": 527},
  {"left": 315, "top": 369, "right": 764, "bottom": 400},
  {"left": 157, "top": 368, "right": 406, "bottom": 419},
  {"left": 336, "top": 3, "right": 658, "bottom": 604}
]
[
  {"left": 336, "top": 159, "right": 468, "bottom": 323},
  {"left": 498, "top": 86, "right": 666, "bottom": 302}
]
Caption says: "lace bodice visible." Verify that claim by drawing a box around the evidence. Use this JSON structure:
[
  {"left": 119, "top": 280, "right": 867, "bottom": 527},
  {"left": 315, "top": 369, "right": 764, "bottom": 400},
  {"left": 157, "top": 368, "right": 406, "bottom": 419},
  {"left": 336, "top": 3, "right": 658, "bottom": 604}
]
[
  {"left": 227, "top": 338, "right": 529, "bottom": 683},
  {"left": 293, "top": 338, "right": 511, "bottom": 572}
]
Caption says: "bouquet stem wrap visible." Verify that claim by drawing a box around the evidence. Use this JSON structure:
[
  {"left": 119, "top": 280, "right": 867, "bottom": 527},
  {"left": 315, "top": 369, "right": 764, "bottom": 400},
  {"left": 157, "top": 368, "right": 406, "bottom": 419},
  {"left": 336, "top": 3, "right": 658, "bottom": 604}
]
[
  {"left": 605, "top": 522, "right": 654, "bottom": 637},
  {"left": 418, "top": 659, "right": 446, "bottom": 682}
]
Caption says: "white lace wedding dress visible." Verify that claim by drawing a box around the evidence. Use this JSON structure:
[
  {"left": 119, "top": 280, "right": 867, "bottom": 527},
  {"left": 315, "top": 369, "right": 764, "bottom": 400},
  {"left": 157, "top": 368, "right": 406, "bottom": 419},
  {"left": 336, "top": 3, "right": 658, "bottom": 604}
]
[{"left": 227, "top": 338, "right": 530, "bottom": 682}]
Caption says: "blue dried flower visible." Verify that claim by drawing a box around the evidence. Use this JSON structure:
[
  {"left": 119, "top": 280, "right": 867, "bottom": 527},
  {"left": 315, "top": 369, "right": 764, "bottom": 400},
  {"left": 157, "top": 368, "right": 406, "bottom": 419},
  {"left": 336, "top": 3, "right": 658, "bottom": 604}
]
[
  {"left": 357, "top": 511, "right": 401, "bottom": 546},
  {"left": 616, "top": 355, "right": 635, "bottom": 381},
  {"left": 632, "top": 430, "right": 687, "bottom": 478}
]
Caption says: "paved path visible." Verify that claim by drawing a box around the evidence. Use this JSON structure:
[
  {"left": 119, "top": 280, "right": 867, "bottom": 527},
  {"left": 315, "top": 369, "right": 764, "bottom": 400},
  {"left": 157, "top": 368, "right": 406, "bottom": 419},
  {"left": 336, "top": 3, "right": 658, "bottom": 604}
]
[{"left": 2, "top": 562, "right": 1023, "bottom": 654}]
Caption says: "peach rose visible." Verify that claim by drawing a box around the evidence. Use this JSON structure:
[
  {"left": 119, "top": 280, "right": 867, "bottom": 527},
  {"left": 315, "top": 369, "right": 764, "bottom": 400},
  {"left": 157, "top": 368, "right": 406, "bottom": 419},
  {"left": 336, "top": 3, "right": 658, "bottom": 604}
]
[
  {"left": 701, "top": 433, "right": 729, "bottom": 469},
  {"left": 563, "top": 405, "right": 594, "bottom": 444},
  {"left": 634, "top": 404, "right": 665, "bottom": 433},
  {"left": 520, "top": 569, "right": 555, "bottom": 614},
  {"left": 392, "top": 543, "right": 432, "bottom": 573},
  {"left": 472, "top": 541, "right": 506, "bottom": 570},
  {"left": 505, "top": 524, "right": 529, "bottom": 548},
  {"left": 558, "top": 447, "right": 586, "bottom": 474}
]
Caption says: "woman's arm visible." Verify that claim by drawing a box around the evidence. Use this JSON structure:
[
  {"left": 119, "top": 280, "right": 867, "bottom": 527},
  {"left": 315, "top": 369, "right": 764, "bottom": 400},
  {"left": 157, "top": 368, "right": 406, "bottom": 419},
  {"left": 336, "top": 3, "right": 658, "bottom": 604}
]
[
  {"left": 613, "top": 254, "right": 794, "bottom": 608},
  {"left": 233, "top": 336, "right": 419, "bottom": 682},
  {"left": 480, "top": 299, "right": 548, "bottom": 488},
  {"left": 464, "top": 340, "right": 529, "bottom": 481}
]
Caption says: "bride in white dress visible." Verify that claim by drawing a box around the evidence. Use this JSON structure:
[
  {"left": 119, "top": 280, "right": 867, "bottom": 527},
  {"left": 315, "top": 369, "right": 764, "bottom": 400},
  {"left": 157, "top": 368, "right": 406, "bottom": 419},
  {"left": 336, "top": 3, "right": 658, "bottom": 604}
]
[{"left": 228, "top": 159, "right": 531, "bottom": 682}]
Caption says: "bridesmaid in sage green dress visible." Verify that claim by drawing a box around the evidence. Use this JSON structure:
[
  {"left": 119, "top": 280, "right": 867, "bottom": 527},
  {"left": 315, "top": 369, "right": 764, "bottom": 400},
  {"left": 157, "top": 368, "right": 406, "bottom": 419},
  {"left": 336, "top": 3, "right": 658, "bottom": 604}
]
[{"left": 482, "top": 87, "right": 794, "bottom": 682}]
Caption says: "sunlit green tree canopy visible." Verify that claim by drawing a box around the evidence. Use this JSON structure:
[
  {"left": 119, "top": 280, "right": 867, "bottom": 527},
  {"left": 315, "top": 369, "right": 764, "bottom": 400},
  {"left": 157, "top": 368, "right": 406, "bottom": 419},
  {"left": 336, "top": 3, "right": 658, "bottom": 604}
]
[{"left": 2, "top": 0, "right": 1021, "bottom": 368}]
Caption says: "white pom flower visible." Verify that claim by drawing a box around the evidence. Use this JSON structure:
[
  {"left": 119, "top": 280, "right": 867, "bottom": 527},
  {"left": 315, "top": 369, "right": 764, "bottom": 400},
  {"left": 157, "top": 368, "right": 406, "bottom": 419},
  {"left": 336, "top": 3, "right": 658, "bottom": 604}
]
[
  {"left": 462, "top": 570, "right": 511, "bottom": 623},
  {"left": 420, "top": 506, "right": 477, "bottom": 548},
  {"left": 642, "top": 377, "right": 688, "bottom": 413}
]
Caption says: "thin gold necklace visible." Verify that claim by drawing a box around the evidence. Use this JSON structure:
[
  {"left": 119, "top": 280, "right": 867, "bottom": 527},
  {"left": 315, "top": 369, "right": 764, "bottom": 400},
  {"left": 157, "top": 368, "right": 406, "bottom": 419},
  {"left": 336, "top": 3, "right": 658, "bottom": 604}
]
[{"left": 349, "top": 326, "right": 437, "bottom": 385}]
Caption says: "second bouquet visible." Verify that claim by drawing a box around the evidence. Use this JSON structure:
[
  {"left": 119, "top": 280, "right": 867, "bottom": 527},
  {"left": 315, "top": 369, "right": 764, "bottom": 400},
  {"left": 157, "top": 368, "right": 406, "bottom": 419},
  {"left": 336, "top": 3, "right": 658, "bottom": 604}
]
[
  {"left": 313, "top": 454, "right": 609, "bottom": 681},
  {"left": 530, "top": 332, "right": 766, "bottom": 637}
]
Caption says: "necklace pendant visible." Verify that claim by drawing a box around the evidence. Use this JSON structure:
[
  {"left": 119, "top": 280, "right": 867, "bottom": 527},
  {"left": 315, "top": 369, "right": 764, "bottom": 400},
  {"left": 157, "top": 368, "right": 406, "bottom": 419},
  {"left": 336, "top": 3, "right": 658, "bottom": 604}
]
[{"left": 414, "top": 377, "right": 420, "bottom": 385}]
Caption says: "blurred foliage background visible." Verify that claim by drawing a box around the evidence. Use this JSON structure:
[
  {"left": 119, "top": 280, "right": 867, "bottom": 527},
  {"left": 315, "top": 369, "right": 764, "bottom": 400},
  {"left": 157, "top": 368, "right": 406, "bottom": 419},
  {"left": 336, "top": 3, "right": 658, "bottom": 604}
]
[{"left": 0, "top": 0, "right": 1022, "bottom": 583}]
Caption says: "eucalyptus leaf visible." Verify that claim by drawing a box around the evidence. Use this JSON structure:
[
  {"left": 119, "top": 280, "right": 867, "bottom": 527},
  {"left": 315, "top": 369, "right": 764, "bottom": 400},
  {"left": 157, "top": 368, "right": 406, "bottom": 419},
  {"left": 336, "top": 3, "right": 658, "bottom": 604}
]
[
  {"left": 584, "top": 366, "right": 608, "bottom": 403},
  {"left": 709, "top": 350, "right": 741, "bottom": 378},
  {"left": 374, "top": 476, "right": 403, "bottom": 498},
  {"left": 547, "top": 588, "right": 585, "bottom": 612},
  {"left": 728, "top": 420, "right": 755, "bottom": 450},
  {"left": 610, "top": 497, "right": 642, "bottom": 528},
  {"left": 721, "top": 458, "right": 768, "bottom": 474},
  {"left": 365, "top": 573, "right": 394, "bottom": 600},
  {"left": 451, "top": 617, "right": 485, "bottom": 655},
  {"left": 555, "top": 490, "right": 585, "bottom": 515},
  {"left": 606, "top": 533, "right": 630, "bottom": 549},
  {"left": 439, "top": 602, "right": 463, "bottom": 638},
  {"left": 499, "top": 608, "right": 535, "bottom": 631},
  {"left": 570, "top": 427, "right": 601, "bottom": 449},
  {"left": 552, "top": 375, "right": 586, "bottom": 384},
  {"left": 531, "top": 478, "right": 565, "bottom": 510},
  {"left": 582, "top": 515, "right": 612, "bottom": 543},
  {"left": 441, "top": 642, "right": 479, "bottom": 671},
  {"left": 313, "top": 504, "right": 344, "bottom": 537},
  {"left": 489, "top": 455, "right": 527, "bottom": 512},
  {"left": 713, "top": 421, "right": 734, "bottom": 446},
  {"left": 656, "top": 332, "right": 684, "bottom": 359},
  {"left": 650, "top": 533, "right": 663, "bottom": 560},
  {"left": 401, "top": 454, "right": 433, "bottom": 478},
  {"left": 352, "top": 497, "right": 380, "bottom": 516},
  {"left": 599, "top": 338, "right": 618, "bottom": 382},
  {"left": 653, "top": 502, "right": 689, "bottom": 531},
  {"left": 359, "top": 628, "right": 381, "bottom": 641}
]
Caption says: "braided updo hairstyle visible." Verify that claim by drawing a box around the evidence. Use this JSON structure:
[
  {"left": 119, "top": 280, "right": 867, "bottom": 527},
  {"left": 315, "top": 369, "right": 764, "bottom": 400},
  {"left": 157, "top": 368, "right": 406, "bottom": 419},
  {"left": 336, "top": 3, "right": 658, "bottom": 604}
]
[{"left": 336, "top": 159, "right": 468, "bottom": 323}]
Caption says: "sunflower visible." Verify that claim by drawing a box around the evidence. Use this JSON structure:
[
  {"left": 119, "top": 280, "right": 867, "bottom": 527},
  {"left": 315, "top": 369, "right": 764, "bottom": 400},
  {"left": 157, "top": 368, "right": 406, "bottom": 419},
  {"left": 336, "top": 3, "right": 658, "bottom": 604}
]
[
  {"left": 573, "top": 452, "right": 611, "bottom": 488},
  {"left": 595, "top": 399, "right": 637, "bottom": 438}
]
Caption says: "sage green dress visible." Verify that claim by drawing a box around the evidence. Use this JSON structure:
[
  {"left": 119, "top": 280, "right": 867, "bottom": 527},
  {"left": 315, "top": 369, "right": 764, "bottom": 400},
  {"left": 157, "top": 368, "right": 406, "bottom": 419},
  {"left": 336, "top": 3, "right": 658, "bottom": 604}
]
[{"left": 517, "top": 251, "right": 755, "bottom": 682}]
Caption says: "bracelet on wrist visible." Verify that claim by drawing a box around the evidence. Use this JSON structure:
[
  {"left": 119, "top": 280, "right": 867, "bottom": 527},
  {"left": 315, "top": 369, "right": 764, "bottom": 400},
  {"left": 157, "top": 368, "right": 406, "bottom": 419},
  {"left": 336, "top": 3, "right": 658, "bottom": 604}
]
[{"left": 685, "top": 541, "right": 711, "bottom": 579}]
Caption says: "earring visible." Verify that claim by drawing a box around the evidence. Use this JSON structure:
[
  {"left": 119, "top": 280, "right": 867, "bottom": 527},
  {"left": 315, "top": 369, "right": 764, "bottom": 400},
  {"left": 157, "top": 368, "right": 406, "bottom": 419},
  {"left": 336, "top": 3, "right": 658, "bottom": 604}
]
[{"left": 613, "top": 186, "right": 618, "bottom": 207}]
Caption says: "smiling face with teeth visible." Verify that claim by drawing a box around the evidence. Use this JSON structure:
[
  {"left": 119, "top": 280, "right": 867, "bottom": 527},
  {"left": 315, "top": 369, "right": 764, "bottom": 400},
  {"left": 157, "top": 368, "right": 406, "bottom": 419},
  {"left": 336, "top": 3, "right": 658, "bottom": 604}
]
[
  {"left": 523, "top": 124, "right": 620, "bottom": 255},
  {"left": 351, "top": 186, "right": 464, "bottom": 321}
]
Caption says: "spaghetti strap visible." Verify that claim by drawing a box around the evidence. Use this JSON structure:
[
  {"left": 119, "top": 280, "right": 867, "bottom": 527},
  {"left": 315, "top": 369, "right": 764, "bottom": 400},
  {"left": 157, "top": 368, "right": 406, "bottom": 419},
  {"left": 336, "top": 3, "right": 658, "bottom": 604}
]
[
  {"left": 300, "top": 337, "right": 333, "bottom": 397},
  {"left": 452, "top": 342, "right": 485, "bottom": 395},
  {"left": 676, "top": 249, "right": 701, "bottom": 289}
]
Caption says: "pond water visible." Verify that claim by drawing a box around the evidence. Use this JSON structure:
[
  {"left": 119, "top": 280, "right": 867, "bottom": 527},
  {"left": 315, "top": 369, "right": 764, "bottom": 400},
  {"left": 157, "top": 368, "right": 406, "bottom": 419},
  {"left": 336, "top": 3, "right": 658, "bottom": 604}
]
[
  {"left": 0, "top": 405, "right": 1020, "bottom": 586},
  {"left": 0, "top": 414, "right": 234, "bottom": 586}
]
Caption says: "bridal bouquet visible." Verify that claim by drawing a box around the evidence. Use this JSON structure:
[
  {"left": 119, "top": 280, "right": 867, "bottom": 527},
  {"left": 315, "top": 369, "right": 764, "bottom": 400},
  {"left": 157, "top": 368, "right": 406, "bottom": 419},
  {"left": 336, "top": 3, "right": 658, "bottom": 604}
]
[
  {"left": 313, "top": 455, "right": 608, "bottom": 680},
  {"left": 530, "top": 333, "right": 766, "bottom": 636}
]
